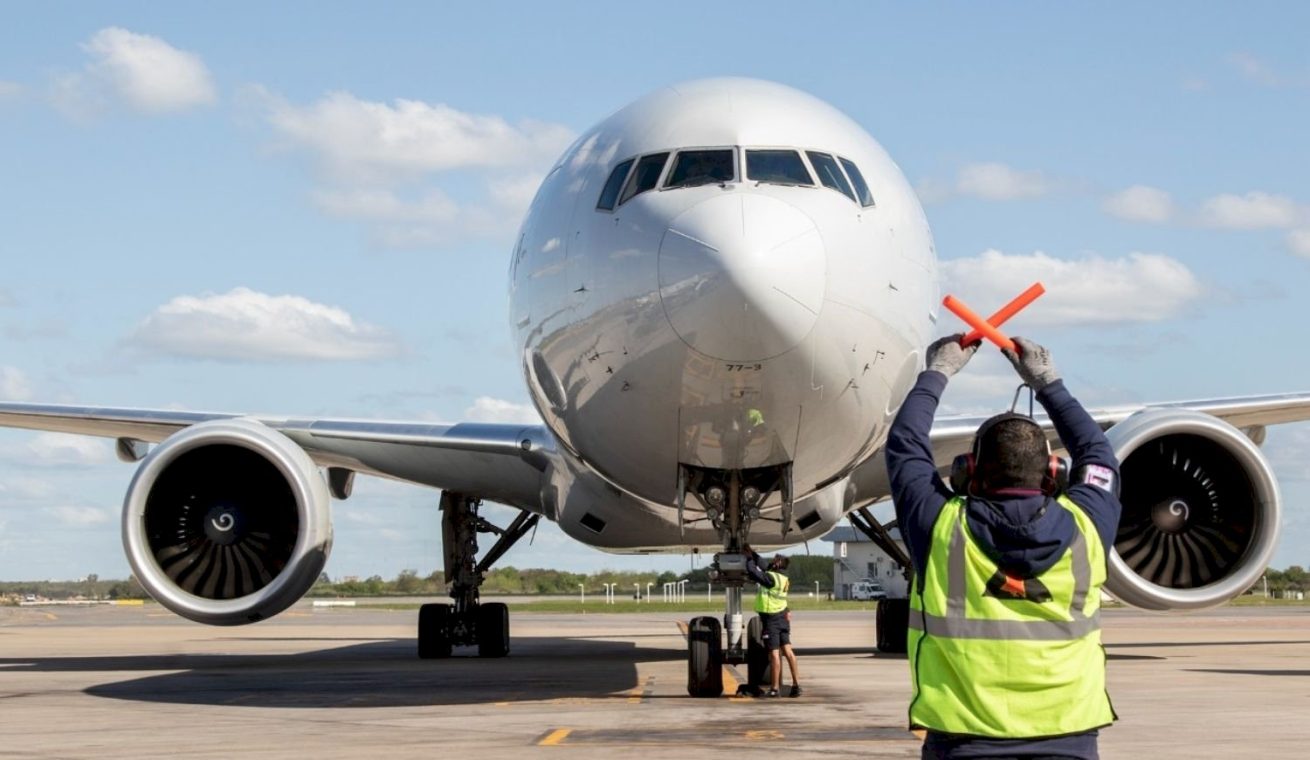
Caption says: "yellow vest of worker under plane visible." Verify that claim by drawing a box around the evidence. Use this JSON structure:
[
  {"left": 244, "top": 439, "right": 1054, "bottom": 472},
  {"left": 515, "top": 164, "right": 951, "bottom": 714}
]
[
  {"left": 755, "top": 571, "right": 790, "bottom": 614},
  {"left": 907, "top": 495, "right": 1116, "bottom": 738}
]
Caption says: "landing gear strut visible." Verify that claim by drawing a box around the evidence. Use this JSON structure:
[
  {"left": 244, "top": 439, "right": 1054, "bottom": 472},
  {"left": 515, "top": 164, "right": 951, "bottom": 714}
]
[
  {"left": 681, "top": 464, "right": 791, "bottom": 697},
  {"left": 849, "top": 506, "right": 912, "bottom": 653},
  {"left": 417, "top": 492, "right": 539, "bottom": 659}
]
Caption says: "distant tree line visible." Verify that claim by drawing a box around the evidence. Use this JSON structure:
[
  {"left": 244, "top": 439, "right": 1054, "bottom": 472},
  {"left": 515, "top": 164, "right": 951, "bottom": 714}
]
[
  {"left": 1259, "top": 566, "right": 1308, "bottom": 595},
  {"left": 0, "top": 574, "right": 146, "bottom": 602},
  {"left": 307, "top": 554, "right": 840, "bottom": 598},
  {"left": 12, "top": 560, "right": 1300, "bottom": 603}
]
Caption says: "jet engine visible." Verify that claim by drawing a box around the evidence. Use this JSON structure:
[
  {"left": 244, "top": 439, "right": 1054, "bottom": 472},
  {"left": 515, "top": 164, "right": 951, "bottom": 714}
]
[
  {"left": 1104, "top": 409, "right": 1280, "bottom": 611},
  {"left": 122, "top": 418, "right": 332, "bottom": 625}
]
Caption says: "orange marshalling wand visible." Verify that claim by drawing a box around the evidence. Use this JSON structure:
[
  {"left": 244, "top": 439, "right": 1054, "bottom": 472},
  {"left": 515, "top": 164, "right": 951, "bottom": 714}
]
[{"left": 942, "top": 282, "right": 1046, "bottom": 352}]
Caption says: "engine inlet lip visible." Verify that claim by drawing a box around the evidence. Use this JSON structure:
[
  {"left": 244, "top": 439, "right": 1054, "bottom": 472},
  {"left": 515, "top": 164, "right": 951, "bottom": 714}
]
[
  {"left": 122, "top": 418, "right": 328, "bottom": 625},
  {"left": 1104, "top": 408, "right": 1281, "bottom": 612}
]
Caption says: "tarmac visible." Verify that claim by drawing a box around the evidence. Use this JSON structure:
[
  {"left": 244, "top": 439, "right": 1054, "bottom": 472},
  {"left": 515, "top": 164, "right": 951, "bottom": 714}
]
[{"left": 1, "top": 601, "right": 1309, "bottom": 758}]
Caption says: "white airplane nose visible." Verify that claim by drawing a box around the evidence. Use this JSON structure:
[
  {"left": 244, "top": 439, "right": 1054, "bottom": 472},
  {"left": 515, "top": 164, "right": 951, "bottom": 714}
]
[{"left": 658, "top": 194, "right": 826, "bottom": 362}]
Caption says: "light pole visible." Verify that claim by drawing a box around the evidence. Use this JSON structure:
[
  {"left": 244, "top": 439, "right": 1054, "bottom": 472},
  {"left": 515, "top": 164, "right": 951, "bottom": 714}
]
[
  {"left": 634, "top": 583, "right": 641, "bottom": 602},
  {"left": 814, "top": 580, "right": 820, "bottom": 599},
  {"left": 646, "top": 582, "right": 654, "bottom": 602},
  {"left": 602, "top": 582, "right": 615, "bottom": 604},
  {"left": 579, "top": 583, "right": 585, "bottom": 604},
  {"left": 678, "top": 578, "right": 689, "bottom": 603}
]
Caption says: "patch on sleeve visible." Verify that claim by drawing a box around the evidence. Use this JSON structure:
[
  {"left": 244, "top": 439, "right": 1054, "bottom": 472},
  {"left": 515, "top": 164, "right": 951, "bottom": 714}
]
[{"left": 1080, "top": 464, "right": 1116, "bottom": 493}]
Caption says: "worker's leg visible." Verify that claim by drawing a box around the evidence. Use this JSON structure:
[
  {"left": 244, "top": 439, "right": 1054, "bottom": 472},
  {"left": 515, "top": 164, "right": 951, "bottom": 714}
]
[
  {"left": 782, "top": 643, "right": 800, "bottom": 685},
  {"left": 769, "top": 648, "right": 782, "bottom": 692}
]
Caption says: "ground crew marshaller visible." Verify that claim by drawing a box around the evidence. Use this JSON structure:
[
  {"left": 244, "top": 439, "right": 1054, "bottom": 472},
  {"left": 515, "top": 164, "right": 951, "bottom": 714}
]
[
  {"left": 745, "top": 547, "right": 801, "bottom": 698},
  {"left": 886, "top": 335, "right": 1122, "bottom": 760}
]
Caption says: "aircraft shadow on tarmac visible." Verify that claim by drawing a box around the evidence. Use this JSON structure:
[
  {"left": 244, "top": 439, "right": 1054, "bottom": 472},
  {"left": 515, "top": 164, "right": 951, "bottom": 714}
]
[{"left": 0, "top": 637, "right": 875, "bottom": 708}]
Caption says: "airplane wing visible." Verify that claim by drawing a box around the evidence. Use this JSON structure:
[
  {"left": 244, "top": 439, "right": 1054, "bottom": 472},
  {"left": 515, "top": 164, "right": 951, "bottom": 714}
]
[
  {"left": 0, "top": 402, "right": 554, "bottom": 513},
  {"left": 849, "top": 391, "right": 1310, "bottom": 504}
]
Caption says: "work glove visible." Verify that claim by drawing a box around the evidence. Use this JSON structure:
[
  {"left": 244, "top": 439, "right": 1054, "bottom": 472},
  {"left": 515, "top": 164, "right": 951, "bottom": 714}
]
[
  {"left": 925, "top": 334, "right": 979, "bottom": 379},
  {"left": 1002, "top": 336, "right": 1059, "bottom": 391}
]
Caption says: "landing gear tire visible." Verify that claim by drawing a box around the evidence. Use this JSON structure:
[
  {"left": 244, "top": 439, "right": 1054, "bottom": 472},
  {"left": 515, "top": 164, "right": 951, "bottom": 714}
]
[
  {"left": 746, "top": 615, "right": 770, "bottom": 689},
  {"left": 876, "top": 598, "right": 910, "bottom": 654},
  {"left": 687, "top": 615, "right": 724, "bottom": 697},
  {"left": 418, "top": 603, "right": 452, "bottom": 659},
  {"left": 477, "top": 602, "right": 510, "bottom": 658}
]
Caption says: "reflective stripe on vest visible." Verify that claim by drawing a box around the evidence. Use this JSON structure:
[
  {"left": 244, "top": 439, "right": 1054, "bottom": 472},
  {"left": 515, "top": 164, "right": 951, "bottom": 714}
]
[
  {"left": 907, "top": 495, "right": 1116, "bottom": 738},
  {"left": 755, "top": 571, "right": 789, "bottom": 614}
]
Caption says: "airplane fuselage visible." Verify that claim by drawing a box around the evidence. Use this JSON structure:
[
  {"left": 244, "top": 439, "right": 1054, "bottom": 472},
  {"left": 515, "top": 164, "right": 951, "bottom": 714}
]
[{"left": 509, "top": 79, "right": 938, "bottom": 550}]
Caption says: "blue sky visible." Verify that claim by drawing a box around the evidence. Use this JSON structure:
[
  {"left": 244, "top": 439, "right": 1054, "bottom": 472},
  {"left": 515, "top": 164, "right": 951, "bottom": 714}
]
[{"left": 1, "top": 3, "right": 1308, "bottom": 580}]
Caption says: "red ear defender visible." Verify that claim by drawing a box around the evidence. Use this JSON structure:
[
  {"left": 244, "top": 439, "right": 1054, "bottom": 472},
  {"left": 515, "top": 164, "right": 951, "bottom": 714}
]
[
  {"left": 1045, "top": 455, "right": 1070, "bottom": 496},
  {"left": 951, "top": 406, "right": 1069, "bottom": 496}
]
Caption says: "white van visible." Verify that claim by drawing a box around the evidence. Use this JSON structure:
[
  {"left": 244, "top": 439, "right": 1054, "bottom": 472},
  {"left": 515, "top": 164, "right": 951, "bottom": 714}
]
[{"left": 850, "top": 580, "right": 887, "bottom": 600}]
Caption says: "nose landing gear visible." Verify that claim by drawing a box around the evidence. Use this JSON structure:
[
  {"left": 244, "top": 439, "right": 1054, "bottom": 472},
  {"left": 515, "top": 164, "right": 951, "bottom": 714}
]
[{"left": 680, "top": 464, "right": 791, "bottom": 697}]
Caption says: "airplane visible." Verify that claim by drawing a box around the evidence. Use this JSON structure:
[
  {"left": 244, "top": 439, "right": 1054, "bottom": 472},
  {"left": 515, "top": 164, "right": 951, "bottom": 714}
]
[{"left": 3, "top": 77, "right": 1309, "bottom": 697}]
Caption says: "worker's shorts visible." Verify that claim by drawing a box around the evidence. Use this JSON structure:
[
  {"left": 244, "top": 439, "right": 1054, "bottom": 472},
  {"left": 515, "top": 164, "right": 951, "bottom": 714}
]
[{"left": 758, "top": 610, "right": 791, "bottom": 651}]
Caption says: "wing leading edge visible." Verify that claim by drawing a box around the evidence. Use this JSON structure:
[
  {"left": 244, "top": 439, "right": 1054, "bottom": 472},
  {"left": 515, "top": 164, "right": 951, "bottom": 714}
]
[
  {"left": 849, "top": 391, "right": 1310, "bottom": 505},
  {"left": 0, "top": 402, "right": 555, "bottom": 513}
]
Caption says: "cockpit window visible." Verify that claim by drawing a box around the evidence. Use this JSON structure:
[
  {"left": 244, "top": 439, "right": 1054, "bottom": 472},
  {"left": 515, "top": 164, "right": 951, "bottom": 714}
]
[
  {"left": 839, "top": 157, "right": 876, "bottom": 207},
  {"left": 745, "top": 150, "right": 814, "bottom": 186},
  {"left": 806, "top": 152, "right": 856, "bottom": 202},
  {"left": 619, "top": 152, "right": 669, "bottom": 205},
  {"left": 665, "top": 149, "right": 735, "bottom": 188},
  {"left": 596, "top": 158, "right": 634, "bottom": 211}
]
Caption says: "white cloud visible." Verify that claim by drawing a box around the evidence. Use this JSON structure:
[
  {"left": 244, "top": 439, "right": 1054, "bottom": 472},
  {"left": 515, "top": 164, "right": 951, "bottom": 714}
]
[
  {"left": 261, "top": 90, "right": 573, "bottom": 180},
  {"left": 956, "top": 163, "right": 1051, "bottom": 200},
  {"left": 0, "top": 80, "right": 22, "bottom": 101},
  {"left": 313, "top": 188, "right": 460, "bottom": 224},
  {"left": 942, "top": 249, "right": 1205, "bottom": 326},
  {"left": 486, "top": 173, "right": 545, "bottom": 215},
  {"left": 128, "top": 287, "right": 402, "bottom": 362},
  {"left": 463, "top": 396, "right": 541, "bottom": 424},
  {"left": 247, "top": 87, "right": 572, "bottom": 246},
  {"left": 1227, "top": 52, "right": 1309, "bottom": 89},
  {"left": 920, "top": 162, "right": 1054, "bottom": 204},
  {"left": 53, "top": 27, "right": 216, "bottom": 117},
  {"left": 1199, "top": 192, "right": 1300, "bottom": 230},
  {"left": 1103, "top": 185, "right": 1175, "bottom": 223},
  {"left": 1285, "top": 229, "right": 1310, "bottom": 259},
  {"left": 45, "top": 505, "right": 112, "bottom": 527},
  {"left": 26, "top": 433, "right": 112, "bottom": 466},
  {"left": 0, "top": 367, "right": 32, "bottom": 401}
]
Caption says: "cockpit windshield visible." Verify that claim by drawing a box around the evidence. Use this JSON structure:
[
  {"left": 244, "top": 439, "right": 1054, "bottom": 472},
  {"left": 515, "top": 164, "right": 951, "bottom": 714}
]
[
  {"left": 665, "top": 149, "right": 735, "bottom": 188},
  {"left": 806, "top": 151, "right": 856, "bottom": 202},
  {"left": 745, "top": 149, "right": 814, "bottom": 186}
]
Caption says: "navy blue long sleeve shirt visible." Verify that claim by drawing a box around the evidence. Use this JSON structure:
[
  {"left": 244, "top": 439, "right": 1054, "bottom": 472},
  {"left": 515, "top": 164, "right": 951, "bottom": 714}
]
[
  {"left": 885, "top": 371, "right": 1123, "bottom": 760},
  {"left": 887, "top": 372, "right": 1121, "bottom": 579}
]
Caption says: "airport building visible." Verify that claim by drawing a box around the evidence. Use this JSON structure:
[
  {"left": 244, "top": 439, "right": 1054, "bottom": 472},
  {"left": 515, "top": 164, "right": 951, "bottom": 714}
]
[{"left": 821, "top": 523, "right": 910, "bottom": 600}]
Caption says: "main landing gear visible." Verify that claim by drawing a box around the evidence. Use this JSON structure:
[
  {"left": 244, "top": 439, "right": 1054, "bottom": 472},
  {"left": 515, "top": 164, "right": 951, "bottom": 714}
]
[
  {"left": 680, "top": 464, "right": 790, "bottom": 697},
  {"left": 849, "top": 506, "right": 912, "bottom": 654},
  {"left": 417, "top": 492, "right": 539, "bottom": 659}
]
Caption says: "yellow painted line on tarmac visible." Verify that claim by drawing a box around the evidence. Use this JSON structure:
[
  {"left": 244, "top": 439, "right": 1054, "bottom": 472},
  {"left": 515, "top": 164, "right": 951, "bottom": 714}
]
[
  {"left": 114, "top": 599, "right": 145, "bottom": 606},
  {"left": 676, "top": 621, "right": 689, "bottom": 637},
  {"left": 538, "top": 728, "right": 571, "bottom": 746}
]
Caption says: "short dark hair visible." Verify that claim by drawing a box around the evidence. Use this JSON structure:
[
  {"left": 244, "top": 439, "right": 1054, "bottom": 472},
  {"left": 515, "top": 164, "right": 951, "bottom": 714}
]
[
  {"left": 976, "top": 415, "right": 1048, "bottom": 491},
  {"left": 769, "top": 554, "right": 790, "bottom": 571}
]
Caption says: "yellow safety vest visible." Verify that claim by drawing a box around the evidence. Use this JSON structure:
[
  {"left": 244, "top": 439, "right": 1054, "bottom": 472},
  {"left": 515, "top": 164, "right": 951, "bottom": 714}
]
[
  {"left": 908, "top": 495, "right": 1116, "bottom": 737},
  {"left": 755, "top": 570, "right": 789, "bottom": 614}
]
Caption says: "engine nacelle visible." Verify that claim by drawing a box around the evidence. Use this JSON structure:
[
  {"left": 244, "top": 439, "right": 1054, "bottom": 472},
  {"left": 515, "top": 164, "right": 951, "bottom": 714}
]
[
  {"left": 1104, "top": 409, "right": 1280, "bottom": 611},
  {"left": 122, "top": 418, "right": 333, "bottom": 625}
]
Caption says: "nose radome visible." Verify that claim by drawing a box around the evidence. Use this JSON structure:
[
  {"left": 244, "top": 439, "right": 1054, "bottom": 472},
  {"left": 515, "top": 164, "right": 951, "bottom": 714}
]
[{"left": 658, "top": 194, "right": 826, "bottom": 362}]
